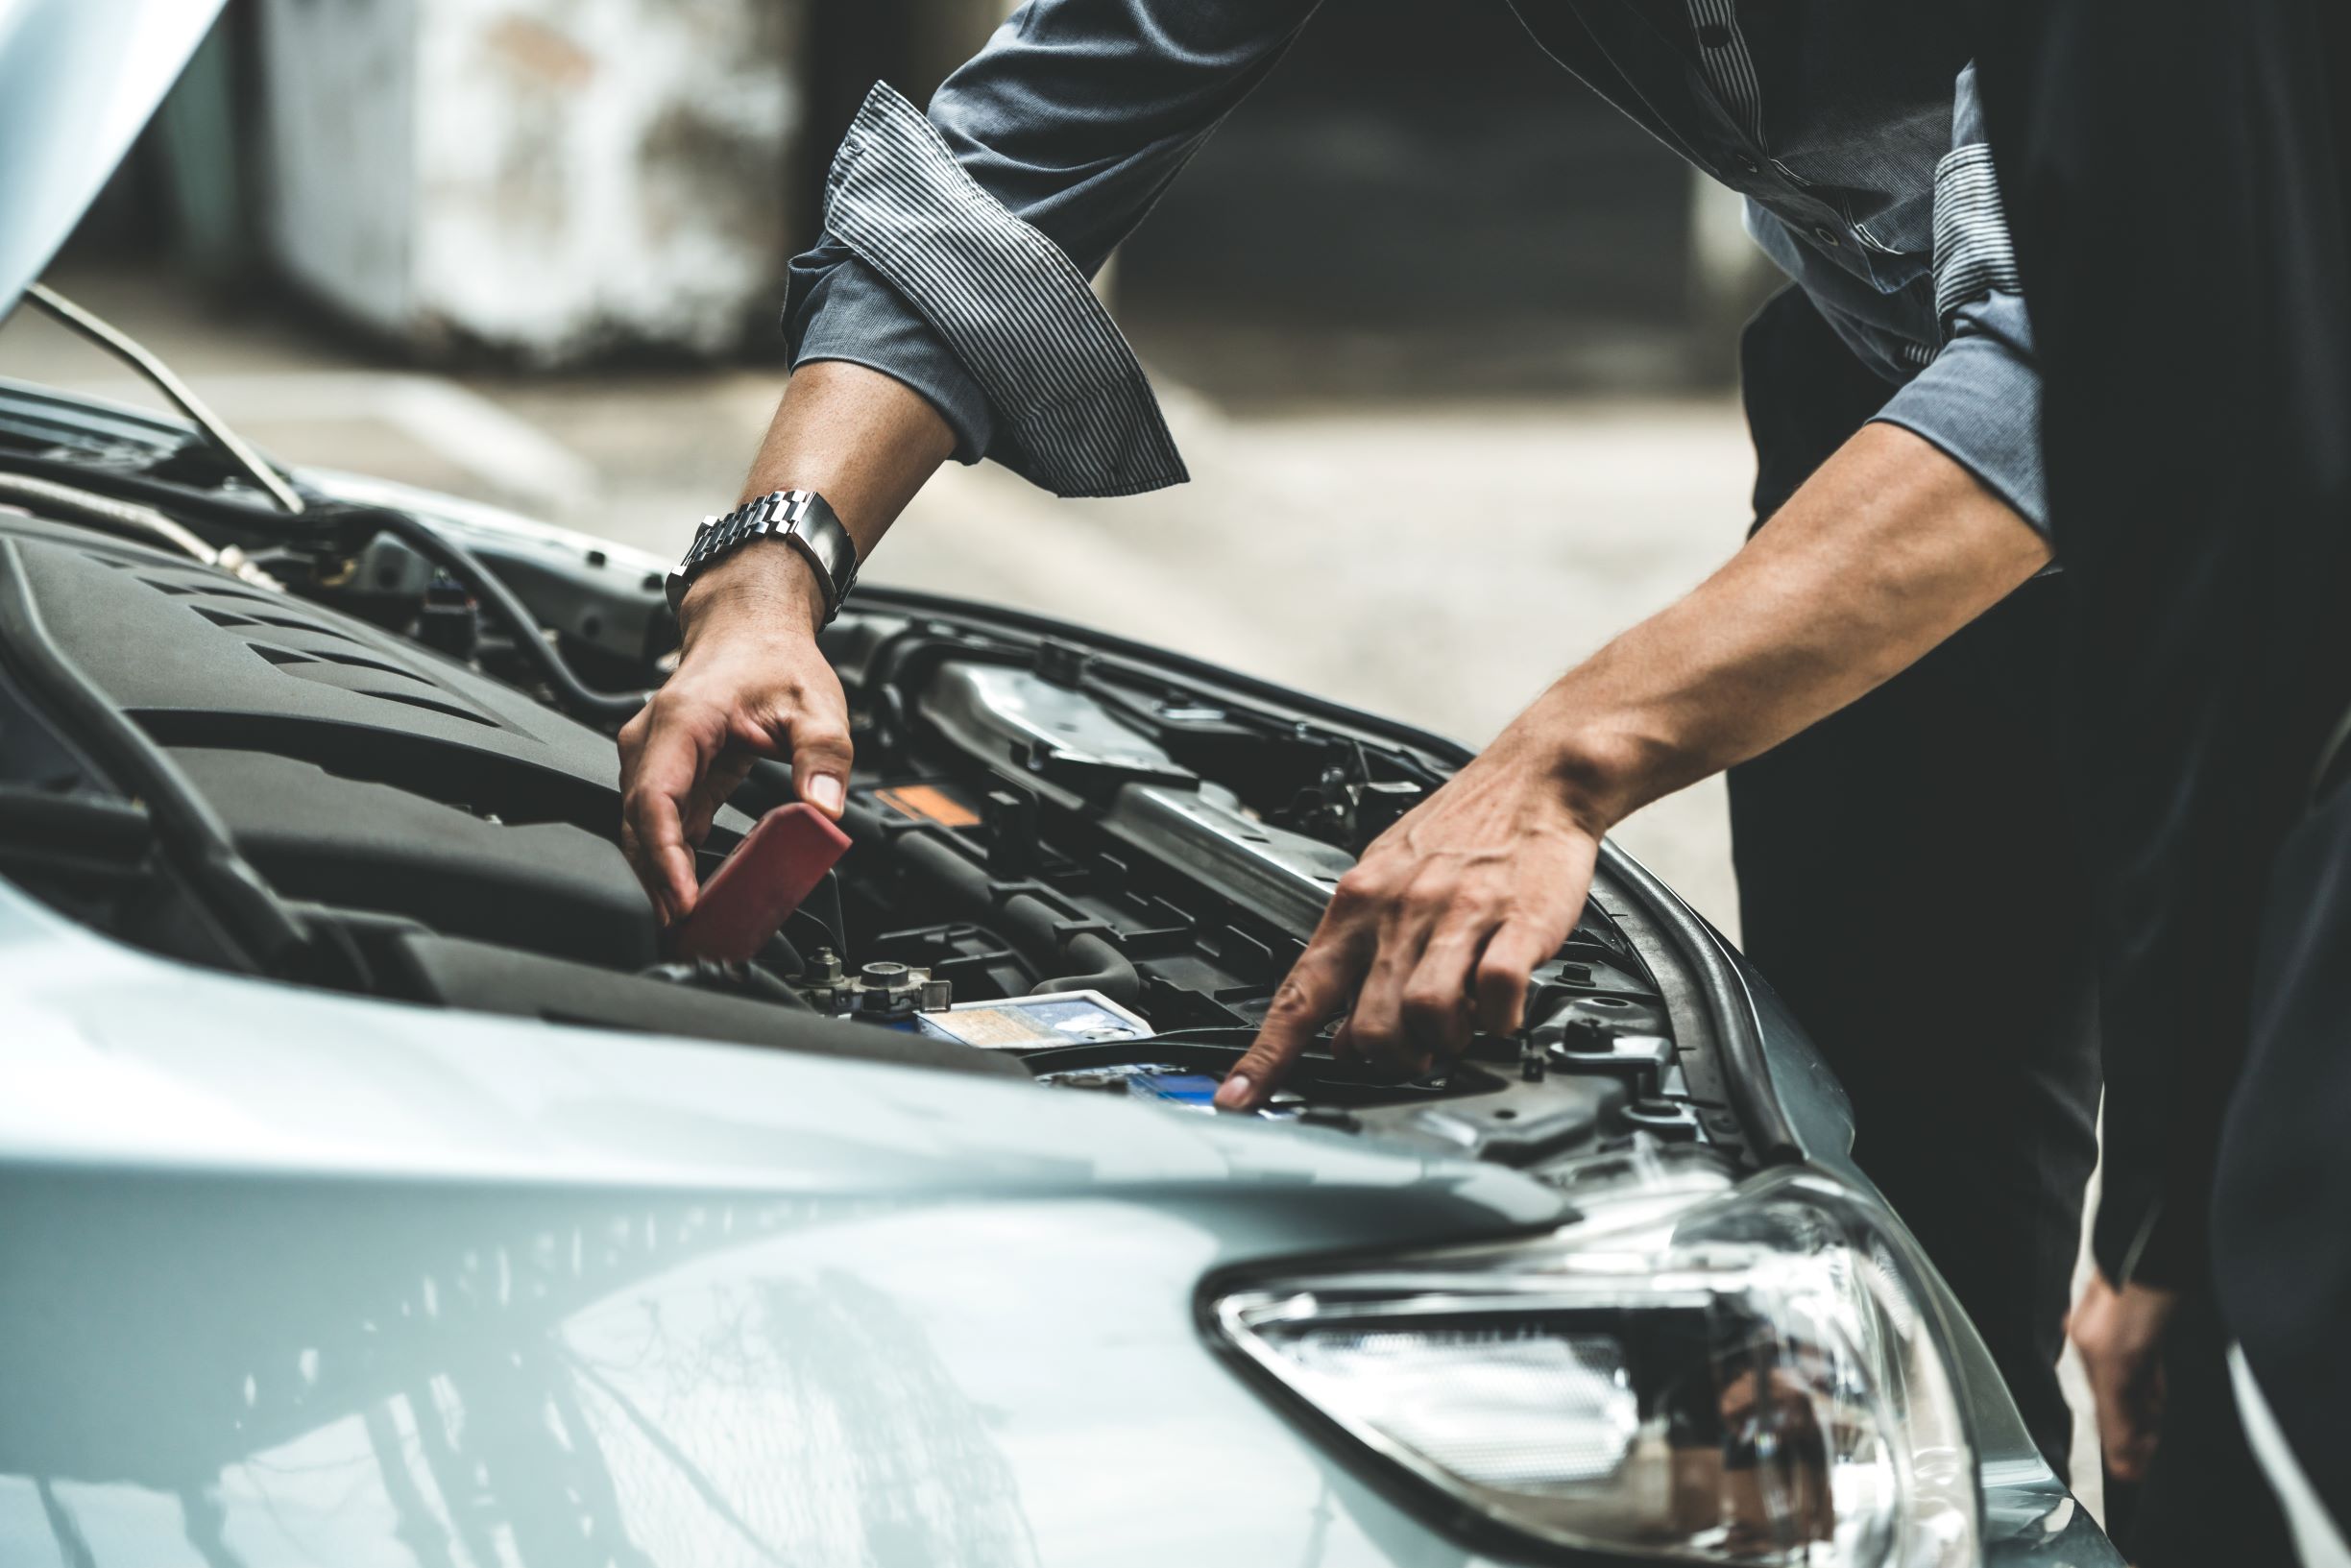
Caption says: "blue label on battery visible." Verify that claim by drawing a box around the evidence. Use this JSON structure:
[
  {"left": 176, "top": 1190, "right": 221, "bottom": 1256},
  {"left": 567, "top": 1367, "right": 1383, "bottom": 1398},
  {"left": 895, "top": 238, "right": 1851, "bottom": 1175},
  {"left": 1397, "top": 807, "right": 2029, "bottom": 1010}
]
[{"left": 1127, "top": 1071, "right": 1225, "bottom": 1107}]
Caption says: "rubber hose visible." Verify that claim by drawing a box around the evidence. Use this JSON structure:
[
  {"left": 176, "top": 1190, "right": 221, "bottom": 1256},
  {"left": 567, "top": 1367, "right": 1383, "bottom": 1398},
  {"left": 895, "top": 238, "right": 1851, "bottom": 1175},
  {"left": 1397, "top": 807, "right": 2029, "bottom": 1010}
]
[
  {"left": 1029, "top": 931, "right": 1136, "bottom": 1001},
  {"left": 359, "top": 509, "right": 650, "bottom": 726},
  {"left": 854, "top": 806, "right": 1142, "bottom": 1007}
]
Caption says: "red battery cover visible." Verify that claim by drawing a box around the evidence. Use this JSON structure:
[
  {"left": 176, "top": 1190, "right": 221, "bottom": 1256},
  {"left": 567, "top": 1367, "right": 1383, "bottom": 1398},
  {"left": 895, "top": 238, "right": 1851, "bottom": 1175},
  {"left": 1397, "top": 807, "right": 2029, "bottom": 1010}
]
[{"left": 668, "top": 802, "right": 851, "bottom": 964}]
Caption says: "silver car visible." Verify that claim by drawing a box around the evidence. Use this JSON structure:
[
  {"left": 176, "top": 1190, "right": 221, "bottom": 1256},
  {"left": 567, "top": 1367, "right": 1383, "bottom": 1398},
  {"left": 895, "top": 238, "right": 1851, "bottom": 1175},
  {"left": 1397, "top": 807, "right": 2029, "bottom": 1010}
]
[{"left": 0, "top": 6, "right": 2118, "bottom": 1564}]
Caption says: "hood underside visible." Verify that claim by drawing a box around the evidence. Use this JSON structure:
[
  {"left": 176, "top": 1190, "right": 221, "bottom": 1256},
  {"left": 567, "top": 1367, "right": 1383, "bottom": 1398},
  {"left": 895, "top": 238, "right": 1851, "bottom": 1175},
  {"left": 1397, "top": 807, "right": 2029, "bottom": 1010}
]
[{"left": 0, "top": 0, "right": 223, "bottom": 319}]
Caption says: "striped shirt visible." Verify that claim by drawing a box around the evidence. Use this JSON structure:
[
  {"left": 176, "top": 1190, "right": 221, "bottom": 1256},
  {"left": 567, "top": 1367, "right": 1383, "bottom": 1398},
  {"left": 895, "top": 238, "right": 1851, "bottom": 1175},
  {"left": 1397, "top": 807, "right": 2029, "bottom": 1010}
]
[{"left": 787, "top": 1, "right": 2041, "bottom": 529}]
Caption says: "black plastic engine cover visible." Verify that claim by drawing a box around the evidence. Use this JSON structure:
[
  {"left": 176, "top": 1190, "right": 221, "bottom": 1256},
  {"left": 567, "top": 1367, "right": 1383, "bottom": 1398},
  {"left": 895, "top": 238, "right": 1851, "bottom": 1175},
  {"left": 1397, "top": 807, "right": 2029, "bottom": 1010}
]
[
  {"left": 3, "top": 524, "right": 732, "bottom": 969},
  {"left": 173, "top": 747, "right": 655, "bottom": 968}
]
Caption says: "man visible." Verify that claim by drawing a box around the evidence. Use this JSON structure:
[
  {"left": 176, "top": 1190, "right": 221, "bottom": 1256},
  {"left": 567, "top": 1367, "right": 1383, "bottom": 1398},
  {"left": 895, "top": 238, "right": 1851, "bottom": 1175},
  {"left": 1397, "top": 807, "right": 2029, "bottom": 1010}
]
[
  {"left": 618, "top": 1, "right": 2097, "bottom": 1474},
  {"left": 1980, "top": 0, "right": 2351, "bottom": 1557}
]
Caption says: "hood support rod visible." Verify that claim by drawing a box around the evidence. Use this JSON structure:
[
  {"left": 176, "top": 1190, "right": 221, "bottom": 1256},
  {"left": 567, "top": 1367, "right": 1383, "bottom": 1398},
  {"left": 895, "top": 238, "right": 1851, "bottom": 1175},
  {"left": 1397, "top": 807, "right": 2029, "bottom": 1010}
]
[{"left": 23, "top": 282, "right": 305, "bottom": 515}]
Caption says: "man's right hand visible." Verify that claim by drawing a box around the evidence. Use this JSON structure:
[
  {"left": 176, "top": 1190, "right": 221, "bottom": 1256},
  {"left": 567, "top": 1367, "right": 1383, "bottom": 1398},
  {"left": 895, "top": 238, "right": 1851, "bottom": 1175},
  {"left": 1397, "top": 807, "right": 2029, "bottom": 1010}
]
[
  {"left": 618, "top": 361, "right": 957, "bottom": 920},
  {"left": 618, "top": 546, "right": 852, "bottom": 925}
]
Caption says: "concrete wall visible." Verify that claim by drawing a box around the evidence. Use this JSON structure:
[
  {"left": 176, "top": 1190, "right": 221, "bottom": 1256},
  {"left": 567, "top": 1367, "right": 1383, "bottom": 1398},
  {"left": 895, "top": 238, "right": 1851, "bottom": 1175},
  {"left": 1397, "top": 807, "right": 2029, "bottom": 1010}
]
[{"left": 257, "top": 0, "right": 804, "bottom": 363}]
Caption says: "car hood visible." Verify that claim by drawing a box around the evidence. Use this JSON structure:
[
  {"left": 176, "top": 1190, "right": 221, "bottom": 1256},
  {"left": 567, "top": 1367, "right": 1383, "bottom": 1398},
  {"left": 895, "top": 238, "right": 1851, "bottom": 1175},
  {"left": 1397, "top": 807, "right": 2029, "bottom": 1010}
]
[
  {"left": 0, "top": 0, "right": 222, "bottom": 318},
  {"left": 0, "top": 869, "right": 1586, "bottom": 1565}
]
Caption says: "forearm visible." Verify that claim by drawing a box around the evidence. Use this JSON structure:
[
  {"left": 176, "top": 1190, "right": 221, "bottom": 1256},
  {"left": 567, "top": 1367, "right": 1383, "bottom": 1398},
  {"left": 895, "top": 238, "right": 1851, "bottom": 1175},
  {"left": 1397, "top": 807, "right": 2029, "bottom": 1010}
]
[
  {"left": 1222, "top": 425, "right": 2049, "bottom": 1102},
  {"left": 683, "top": 362, "right": 957, "bottom": 638},
  {"left": 1516, "top": 422, "right": 2052, "bottom": 827},
  {"left": 740, "top": 361, "right": 954, "bottom": 551}
]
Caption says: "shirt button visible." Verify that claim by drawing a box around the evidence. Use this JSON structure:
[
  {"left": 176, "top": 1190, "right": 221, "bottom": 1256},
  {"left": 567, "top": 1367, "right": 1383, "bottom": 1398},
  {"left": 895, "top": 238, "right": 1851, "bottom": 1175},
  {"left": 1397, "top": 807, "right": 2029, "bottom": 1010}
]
[
  {"left": 1735, "top": 154, "right": 1761, "bottom": 176},
  {"left": 1698, "top": 22, "right": 1733, "bottom": 47},
  {"left": 1812, "top": 224, "right": 1842, "bottom": 248}
]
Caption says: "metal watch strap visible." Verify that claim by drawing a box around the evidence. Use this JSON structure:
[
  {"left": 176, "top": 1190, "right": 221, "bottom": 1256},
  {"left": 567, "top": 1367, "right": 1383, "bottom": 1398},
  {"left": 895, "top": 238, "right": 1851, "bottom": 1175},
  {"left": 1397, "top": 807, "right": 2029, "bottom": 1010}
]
[{"left": 666, "top": 489, "right": 859, "bottom": 622}]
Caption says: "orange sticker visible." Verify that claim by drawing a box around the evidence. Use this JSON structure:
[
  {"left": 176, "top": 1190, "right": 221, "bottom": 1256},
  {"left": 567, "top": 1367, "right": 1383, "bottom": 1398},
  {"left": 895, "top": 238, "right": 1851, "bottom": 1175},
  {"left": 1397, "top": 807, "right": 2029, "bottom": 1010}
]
[{"left": 875, "top": 784, "right": 982, "bottom": 829}]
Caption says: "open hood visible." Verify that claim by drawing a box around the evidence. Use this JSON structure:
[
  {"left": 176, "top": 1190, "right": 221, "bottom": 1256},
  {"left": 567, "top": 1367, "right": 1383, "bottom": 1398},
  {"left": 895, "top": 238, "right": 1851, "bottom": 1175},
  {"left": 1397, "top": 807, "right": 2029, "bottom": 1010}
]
[{"left": 0, "top": 0, "right": 223, "bottom": 318}]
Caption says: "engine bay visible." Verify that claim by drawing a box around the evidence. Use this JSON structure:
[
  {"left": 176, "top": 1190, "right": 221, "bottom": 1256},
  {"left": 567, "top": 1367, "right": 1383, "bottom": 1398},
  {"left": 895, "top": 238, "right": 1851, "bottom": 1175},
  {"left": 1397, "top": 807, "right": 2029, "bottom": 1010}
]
[{"left": 0, "top": 383, "right": 1758, "bottom": 1175}]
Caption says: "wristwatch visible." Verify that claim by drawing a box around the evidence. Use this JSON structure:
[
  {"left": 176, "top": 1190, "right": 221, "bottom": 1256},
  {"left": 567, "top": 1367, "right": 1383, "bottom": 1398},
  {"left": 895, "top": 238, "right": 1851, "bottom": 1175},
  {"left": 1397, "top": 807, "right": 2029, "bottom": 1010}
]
[{"left": 666, "top": 488, "right": 860, "bottom": 623}]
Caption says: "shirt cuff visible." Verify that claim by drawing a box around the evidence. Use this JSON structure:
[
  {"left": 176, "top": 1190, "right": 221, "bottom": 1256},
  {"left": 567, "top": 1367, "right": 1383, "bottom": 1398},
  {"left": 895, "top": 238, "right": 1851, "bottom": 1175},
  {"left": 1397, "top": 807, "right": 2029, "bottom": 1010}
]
[
  {"left": 1869, "top": 290, "right": 2050, "bottom": 535},
  {"left": 803, "top": 83, "right": 1187, "bottom": 500},
  {"left": 788, "top": 253, "right": 998, "bottom": 467}
]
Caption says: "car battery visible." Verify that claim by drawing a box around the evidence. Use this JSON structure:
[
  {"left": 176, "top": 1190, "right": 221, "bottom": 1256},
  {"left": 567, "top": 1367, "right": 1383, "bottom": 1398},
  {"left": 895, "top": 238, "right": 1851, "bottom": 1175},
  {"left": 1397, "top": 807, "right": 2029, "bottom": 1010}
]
[{"left": 907, "top": 990, "right": 1152, "bottom": 1049}]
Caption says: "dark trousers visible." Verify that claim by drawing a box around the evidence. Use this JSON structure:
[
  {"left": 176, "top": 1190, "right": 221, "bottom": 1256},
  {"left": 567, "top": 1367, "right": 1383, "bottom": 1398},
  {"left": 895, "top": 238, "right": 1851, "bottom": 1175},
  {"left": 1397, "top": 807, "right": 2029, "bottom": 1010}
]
[
  {"left": 1727, "top": 287, "right": 2101, "bottom": 1477},
  {"left": 2215, "top": 769, "right": 2351, "bottom": 1547}
]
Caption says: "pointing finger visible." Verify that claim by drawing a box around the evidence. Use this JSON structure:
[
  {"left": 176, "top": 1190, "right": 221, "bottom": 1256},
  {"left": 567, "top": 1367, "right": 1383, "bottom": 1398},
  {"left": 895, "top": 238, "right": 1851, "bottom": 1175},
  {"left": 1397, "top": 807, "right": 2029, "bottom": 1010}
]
[{"left": 1219, "top": 931, "right": 1371, "bottom": 1111}]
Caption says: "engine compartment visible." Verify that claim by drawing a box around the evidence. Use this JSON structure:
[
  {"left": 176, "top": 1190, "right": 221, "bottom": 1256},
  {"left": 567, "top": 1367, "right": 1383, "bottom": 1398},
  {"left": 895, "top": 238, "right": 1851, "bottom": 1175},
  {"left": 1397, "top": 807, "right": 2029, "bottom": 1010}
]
[
  {"left": 816, "top": 624, "right": 1718, "bottom": 1158},
  {"left": 0, "top": 389, "right": 1754, "bottom": 1174}
]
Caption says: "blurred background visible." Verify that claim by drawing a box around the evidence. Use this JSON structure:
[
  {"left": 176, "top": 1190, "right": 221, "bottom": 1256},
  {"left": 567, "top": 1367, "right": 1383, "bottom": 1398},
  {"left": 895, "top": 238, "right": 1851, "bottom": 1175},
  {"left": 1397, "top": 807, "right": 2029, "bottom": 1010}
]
[{"left": 0, "top": 0, "right": 1792, "bottom": 933}]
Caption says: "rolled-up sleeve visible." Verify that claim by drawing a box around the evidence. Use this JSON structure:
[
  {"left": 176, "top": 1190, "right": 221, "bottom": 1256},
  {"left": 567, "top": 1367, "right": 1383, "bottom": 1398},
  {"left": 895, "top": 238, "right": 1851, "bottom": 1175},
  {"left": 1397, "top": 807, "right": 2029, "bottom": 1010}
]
[
  {"left": 1869, "top": 63, "right": 2049, "bottom": 535},
  {"left": 785, "top": 0, "right": 1321, "bottom": 498}
]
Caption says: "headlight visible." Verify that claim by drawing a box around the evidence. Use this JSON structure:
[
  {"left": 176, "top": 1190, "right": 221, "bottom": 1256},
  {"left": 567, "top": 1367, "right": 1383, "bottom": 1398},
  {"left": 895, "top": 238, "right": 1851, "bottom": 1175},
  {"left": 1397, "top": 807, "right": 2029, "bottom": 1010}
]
[{"left": 1210, "top": 1153, "right": 1976, "bottom": 1565}]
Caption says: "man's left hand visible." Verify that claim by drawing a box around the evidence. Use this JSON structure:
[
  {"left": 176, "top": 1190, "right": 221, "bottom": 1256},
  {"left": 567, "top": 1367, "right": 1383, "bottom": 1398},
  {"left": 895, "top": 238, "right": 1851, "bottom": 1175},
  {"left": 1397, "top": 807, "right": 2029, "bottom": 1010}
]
[
  {"left": 1214, "top": 735, "right": 1604, "bottom": 1110},
  {"left": 2069, "top": 1271, "right": 2179, "bottom": 1483}
]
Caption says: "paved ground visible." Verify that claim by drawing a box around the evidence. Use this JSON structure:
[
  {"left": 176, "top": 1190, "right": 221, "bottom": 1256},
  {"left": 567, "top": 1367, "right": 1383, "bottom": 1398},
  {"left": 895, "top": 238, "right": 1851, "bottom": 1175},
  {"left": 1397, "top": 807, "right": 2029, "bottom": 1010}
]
[{"left": 1, "top": 262, "right": 2106, "bottom": 1509}]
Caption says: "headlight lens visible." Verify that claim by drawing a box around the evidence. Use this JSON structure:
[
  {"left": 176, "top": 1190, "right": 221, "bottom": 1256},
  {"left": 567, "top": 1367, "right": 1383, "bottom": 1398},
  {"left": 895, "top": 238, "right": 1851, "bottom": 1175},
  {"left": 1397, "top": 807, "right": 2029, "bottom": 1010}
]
[{"left": 1211, "top": 1157, "right": 1976, "bottom": 1565}]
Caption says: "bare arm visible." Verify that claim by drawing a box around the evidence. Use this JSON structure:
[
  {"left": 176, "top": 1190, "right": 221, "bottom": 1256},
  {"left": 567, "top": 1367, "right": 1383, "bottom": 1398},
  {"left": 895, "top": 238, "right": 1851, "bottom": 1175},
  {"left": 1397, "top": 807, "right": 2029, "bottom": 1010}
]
[
  {"left": 734, "top": 361, "right": 958, "bottom": 553},
  {"left": 1219, "top": 422, "right": 2052, "bottom": 1106},
  {"left": 617, "top": 363, "right": 953, "bottom": 922},
  {"left": 1529, "top": 422, "right": 2048, "bottom": 816}
]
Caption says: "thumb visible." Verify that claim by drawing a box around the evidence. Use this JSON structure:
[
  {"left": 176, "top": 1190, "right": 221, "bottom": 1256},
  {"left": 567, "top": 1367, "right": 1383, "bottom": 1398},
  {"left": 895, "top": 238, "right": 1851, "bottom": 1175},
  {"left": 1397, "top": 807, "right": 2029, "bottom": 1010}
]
[{"left": 787, "top": 706, "right": 854, "bottom": 818}]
